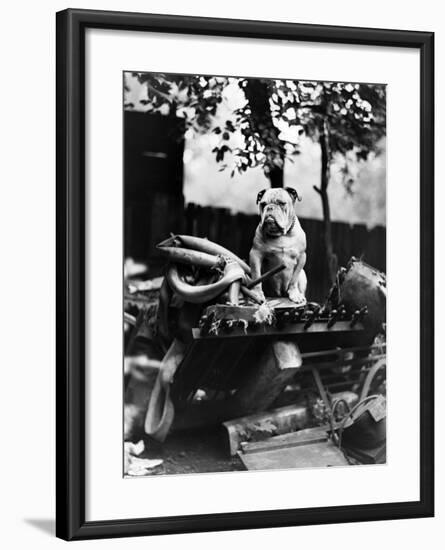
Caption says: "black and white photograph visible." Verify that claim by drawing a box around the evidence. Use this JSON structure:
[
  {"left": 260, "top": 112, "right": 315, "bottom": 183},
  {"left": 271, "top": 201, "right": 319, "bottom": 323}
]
[
  {"left": 0, "top": 0, "right": 438, "bottom": 545},
  {"left": 123, "top": 71, "right": 387, "bottom": 477}
]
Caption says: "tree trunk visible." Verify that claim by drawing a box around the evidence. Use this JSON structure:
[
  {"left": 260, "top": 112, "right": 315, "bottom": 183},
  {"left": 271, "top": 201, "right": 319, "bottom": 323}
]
[
  {"left": 268, "top": 166, "right": 284, "bottom": 188},
  {"left": 243, "top": 79, "right": 284, "bottom": 187},
  {"left": 315, "top": 117, "right": 338, "bottom": 285}
]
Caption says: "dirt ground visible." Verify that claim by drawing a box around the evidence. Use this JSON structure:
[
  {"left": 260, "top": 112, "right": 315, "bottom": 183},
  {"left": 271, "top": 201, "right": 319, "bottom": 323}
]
[{"left": 142, "top": 428, "right": 245, "bottom": 475}]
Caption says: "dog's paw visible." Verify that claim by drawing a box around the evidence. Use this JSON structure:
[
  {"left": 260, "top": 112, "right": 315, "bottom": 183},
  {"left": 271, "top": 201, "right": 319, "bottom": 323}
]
[{"left": 288, "top": 288, "right": 306, "bottom": 305}]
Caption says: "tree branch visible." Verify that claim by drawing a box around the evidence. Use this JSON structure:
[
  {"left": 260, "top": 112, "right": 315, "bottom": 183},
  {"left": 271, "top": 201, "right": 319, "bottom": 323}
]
[{"left": 146, "top": 82, "right": 171, "bottom": 102}]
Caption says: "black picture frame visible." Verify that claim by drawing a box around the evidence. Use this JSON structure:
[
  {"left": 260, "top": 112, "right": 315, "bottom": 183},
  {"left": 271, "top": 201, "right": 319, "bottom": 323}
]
[{"left": 56, "top": 8, "right": 434, "bottom": 541}]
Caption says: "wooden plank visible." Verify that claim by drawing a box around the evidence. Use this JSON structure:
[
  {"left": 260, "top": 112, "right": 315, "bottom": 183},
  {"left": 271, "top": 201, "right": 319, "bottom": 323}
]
[
  {"left": 192, "top": 320, "right": 364, "bottom": 340},
  {"left": 223, "top": 404, "right": 311, "bottom": 456},
  {"left": 221, "top": 391, "right": 358, "bottom": 455},
  {"left": 240, "top": 426, "right": 329, "bottom": 454},
  {"left": 238, "top": 440, "right": 349, "bottom": 470}
]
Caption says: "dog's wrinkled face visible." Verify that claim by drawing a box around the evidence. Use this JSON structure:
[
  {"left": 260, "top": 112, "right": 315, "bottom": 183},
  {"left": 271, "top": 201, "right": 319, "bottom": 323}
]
[{"left": 257, "top": 187, "right": 301, "bottom": 237}]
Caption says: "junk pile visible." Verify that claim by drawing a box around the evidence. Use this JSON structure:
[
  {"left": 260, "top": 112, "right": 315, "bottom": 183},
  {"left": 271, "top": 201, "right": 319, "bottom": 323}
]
[{"left": 125, "top": 235, "right": 387, "bottom": 470}]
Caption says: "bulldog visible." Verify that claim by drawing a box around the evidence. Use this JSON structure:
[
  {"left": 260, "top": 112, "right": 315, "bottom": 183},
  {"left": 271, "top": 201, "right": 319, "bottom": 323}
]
[{"left": 249, "top": 187, "right": 307, "bottom": 304}]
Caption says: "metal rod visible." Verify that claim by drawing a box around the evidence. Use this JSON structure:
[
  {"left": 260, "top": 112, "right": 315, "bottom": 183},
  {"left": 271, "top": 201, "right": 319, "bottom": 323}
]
[
  {"left": 240, "top": 285, "right": 264, "bottom": 304},
  {"left": 299, "top": 354, "right": 386, "bottom": 372},
  {"left": 246, "top": 263, "right": 286, "bottom": 289},
  {"left": 301, "top": 343, "right": 386, "bottom": 360}
]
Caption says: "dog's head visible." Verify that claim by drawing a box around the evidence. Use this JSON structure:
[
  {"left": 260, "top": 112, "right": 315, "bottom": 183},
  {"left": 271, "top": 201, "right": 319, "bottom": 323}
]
[{"left": 256, "top": 187, "right": 301, "bottom": 237}]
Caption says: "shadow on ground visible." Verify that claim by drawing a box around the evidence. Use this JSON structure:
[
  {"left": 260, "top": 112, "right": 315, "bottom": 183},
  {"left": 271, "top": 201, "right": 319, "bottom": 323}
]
[{"left": 25, "top": 518, "right": 55, "bottom": 536}]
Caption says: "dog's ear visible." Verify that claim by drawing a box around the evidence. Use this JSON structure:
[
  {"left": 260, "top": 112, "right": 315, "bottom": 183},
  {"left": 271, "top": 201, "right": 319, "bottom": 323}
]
[
  {"left": 285, "top": 187, "right": 301, "bottom": 203},
  {"left": 256, "top": 189, "right": 267, "bottom": 204}
]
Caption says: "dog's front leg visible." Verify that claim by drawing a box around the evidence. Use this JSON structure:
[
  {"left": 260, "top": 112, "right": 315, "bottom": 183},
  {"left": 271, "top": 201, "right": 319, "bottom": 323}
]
[
  {"left": 249, "top": 247, "right": 266, "bottom": 302},
  {"left": 288, "top": 252, "right": 307, "bottom": 304}
]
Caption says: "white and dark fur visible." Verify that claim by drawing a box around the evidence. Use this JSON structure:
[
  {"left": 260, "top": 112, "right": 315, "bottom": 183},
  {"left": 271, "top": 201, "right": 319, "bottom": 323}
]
[{"left": 249, "top": 187, "right": 307, "bottom": 304}]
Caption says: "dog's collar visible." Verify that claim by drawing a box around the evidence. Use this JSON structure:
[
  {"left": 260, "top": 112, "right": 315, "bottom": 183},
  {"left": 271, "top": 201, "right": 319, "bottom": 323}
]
[{"left": 287, "top": 216, "right": 296, "bottom": 233}]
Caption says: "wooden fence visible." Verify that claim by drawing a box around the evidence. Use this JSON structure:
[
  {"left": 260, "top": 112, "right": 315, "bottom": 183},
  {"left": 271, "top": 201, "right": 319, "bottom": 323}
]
[{"left": 126, "top": 199, "right": 386, "bottom": 303}]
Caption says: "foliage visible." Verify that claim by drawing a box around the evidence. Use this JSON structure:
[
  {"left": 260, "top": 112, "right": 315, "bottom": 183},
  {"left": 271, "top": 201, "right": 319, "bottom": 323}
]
[
  {"left": 126, "top": 73, "right": 386, "bottom": 187},
  {"left": 126, "top": 72, "right": 228, "bottom": 130},
  {"left": 292, "top": 80, "right": 386, "bottom": 158}
]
